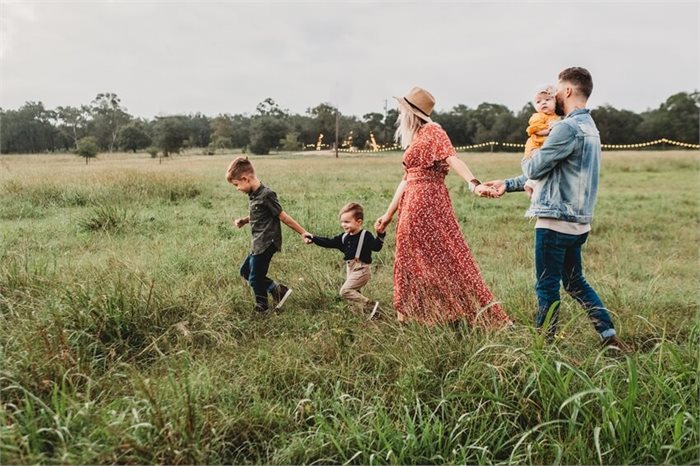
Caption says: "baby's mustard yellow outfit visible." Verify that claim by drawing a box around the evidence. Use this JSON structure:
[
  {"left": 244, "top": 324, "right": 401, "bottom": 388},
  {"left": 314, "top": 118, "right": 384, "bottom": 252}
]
[{"left": 524, "top": 112, "right": 561, "bottom": 158}]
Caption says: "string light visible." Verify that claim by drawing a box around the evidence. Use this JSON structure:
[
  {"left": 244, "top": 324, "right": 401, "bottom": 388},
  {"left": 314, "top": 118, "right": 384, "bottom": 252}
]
[{"left": 330, "top": 137, "right": 698, "bottom": 153}]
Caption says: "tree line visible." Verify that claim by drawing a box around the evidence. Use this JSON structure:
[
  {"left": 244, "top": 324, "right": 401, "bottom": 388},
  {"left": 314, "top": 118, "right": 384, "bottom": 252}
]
[{"left": 1, "top": 91, "right": 697, "bottom": 156}]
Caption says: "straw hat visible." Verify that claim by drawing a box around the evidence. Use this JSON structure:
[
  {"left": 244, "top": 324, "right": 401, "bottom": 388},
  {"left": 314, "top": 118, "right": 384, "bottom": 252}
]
[{"left": 395, "top": 86, "right": 435, "bottom": 122}]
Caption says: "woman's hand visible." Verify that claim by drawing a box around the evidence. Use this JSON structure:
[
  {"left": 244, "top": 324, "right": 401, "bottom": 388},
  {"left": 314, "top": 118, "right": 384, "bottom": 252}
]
[
  {"left": 374, "top": 214, "right": 392, "bottom": 234},
  {"left": 475, "top": 184, "right": 499, "bottom": 198}
]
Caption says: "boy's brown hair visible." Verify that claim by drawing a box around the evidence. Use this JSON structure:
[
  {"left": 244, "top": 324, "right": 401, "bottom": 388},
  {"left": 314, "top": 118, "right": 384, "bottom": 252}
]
[
  {"left": 339, "top": 202, "right": 364, "bottom": 221},
  {"left": 226, "top": 156, "right": 255, "bottom": 183},
  {"left": 558, "top": 67, "right": 593, "bottom": 98}
]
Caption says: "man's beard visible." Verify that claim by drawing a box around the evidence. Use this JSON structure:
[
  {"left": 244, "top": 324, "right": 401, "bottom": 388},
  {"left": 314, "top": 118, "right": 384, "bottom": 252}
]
[{"left": 555, "top": 98, "right": 566, "bottom": 116}]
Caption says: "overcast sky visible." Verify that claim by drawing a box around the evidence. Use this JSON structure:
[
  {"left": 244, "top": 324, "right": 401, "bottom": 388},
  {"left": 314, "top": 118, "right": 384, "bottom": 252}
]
[{"left": 1, "top": 1, "right": 697, "bottom": 118}]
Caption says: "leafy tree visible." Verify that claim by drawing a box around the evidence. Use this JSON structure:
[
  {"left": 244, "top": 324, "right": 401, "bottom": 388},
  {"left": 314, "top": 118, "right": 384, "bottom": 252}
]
[
  {"left": 153, "top": 116, "right": 189, "bottom": 156},
  {"left": 229, "top": 114, "right": 252, "bottom": 149},
  {"left": 432, "top": 105, "right": 475, "bottom": 147},
  {"left": 379, "top": 108, "right": 399, "bottom": 146},
  {"left": 249, "top": 117, "right": 288, "bottom": 155},
  {"left": 247, "top": 99, "right": 290, "bottom": 155},
  {"left": 256, "top": 98, "right": 288, "bottom": 118},
  {"left": 591, "top": 105, "right": 643, "bottom": 145},
  {"left": 76, "top": 136, "right": 99, "bottom": 160},
  {"left": 211, "top": 114, "right": 235, "bottom": 141},
  {"left": 287, "top": 114, "right": 316, "bottom": 148},
  {"left": 0, "top": 102, "right": 58, "bottom": 153},
  {"left": 56, "top": 105, "right": 90, "bottom": 149},
  {"left": 638, "top": 92, "right": 699, "bottom": 144},
  {"left": 117, "top": 121, "right": 152, "bottom": 152},
  {"left": 498, "top": 104, "right": 535, "bottom": 151},
  {"left": 186, "top": 113, "right": 211, "bottom": 147},
  {"left": 307, "top": 103, "right": 339, "bottom": 142},
  {"left": 280, "top": 132, "right": 302, "bottom": 151},
  {"left": 90, "top": 92, "right": 131, "bottom": 152},
  {"left": 470, "top": 103, "right": 515, "bottom": 144}
]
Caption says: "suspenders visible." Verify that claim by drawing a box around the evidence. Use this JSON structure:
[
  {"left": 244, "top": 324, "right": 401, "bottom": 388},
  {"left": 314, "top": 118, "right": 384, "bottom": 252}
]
[{"left": 342, "top": 230, "right": 367, "bottom": 262}]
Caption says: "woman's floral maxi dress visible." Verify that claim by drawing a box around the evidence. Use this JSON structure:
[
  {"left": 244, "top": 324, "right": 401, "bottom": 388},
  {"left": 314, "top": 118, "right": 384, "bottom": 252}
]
[{"left": 393, "top": 123, "right": 511, "bottom": 326}]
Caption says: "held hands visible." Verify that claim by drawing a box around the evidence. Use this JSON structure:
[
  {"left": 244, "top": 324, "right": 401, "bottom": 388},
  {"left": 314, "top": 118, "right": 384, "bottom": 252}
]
[
  {"left": 374, "top": 214, "right": 392, "bottom": 234},
  {"left": 481, "top": 180, "right": 507, "bottom": 198},
  {"left": 474, "top": 184, "right": 499, "bottom": 198},
  {"left": 302, "top": 232, "right": 314, "bottom": 244}
]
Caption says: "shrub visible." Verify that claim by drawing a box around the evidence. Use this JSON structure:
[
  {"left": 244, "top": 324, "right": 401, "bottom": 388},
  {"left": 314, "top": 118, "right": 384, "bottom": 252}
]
[{"left": 76, "top": 136, "right": 99, "bottom": 158}]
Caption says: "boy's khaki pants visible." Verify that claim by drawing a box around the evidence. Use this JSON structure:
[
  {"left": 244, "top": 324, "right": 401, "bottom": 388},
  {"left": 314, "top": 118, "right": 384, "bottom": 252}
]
[{"left": 340, "top": 260, "right": 371, "bottom": 311}]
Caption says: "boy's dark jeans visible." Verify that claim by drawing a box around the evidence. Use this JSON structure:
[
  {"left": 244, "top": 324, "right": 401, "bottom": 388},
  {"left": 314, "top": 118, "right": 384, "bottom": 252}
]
[
  {"left": 240, "top": 245, "right": 277, "bottom": 311},
  {"left": 534, "top": 228, "right": 616, "bottom": 340}
]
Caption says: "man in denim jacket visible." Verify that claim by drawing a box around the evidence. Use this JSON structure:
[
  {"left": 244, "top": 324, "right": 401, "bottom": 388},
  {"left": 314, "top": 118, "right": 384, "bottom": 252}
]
[{"left": 485, "top": 67, "right": 628, "bottom": 351}]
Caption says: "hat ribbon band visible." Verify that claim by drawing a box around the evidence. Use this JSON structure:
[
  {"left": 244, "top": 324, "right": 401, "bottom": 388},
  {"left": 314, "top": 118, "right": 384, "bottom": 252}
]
[{"left": 403, "top": 97, "right": 431, "bottom": 118}]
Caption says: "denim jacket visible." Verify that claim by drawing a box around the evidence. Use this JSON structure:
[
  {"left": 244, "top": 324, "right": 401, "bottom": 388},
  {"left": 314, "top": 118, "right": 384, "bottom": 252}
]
[{"left": 505, "top": 108, "right": 601, "bottom": 224}]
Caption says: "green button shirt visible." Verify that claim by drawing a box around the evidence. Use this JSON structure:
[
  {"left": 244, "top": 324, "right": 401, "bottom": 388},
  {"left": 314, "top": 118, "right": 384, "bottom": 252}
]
[{"left": 248, "top": 184, "right": 283, "bottom": 255}]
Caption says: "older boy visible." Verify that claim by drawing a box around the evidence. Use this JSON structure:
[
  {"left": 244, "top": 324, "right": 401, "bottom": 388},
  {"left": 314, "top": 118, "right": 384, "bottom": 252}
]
[{"left": 226, "top": 156, "right": 309, "bottom": 314}]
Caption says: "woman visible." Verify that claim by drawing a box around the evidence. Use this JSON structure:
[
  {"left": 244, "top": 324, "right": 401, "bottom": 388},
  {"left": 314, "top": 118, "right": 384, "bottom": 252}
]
[{"left": 375, "top": 86, "right": 511, "bottom": 327}]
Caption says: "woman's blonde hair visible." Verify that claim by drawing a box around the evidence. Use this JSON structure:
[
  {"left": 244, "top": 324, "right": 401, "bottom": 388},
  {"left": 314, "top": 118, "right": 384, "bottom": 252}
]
[{"left": 394, "top": 101, "right": 425, "bottom": 149}]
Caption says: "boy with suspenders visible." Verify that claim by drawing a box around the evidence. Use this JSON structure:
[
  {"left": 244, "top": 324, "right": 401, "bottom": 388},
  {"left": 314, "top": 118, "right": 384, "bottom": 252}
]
[{"left": 304, "top": 203, "right": 385, "bottom": 319}]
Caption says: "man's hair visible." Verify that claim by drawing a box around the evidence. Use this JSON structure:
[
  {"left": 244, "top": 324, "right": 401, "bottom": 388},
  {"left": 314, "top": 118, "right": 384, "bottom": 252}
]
[
  {"left": 558, "top": 67, "right": 593, "bottom": 98},
  {"left": 339, "top": 202, "right": 364, "bottom": 221},
  {"left": 226, "top": 156, "right": 255, "bottom": 182}
]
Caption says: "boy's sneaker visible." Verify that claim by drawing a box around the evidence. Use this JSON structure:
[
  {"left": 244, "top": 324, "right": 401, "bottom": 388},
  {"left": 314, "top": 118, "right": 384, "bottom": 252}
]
[
  {"left": 368, "top": 301, "right": 380, "bottom": 320},
  {"left": 254, "top": 303, "right": 270, "bottom": 315},
  {"left": 271, "top": 284, "right": 292, "bottom": 310}
]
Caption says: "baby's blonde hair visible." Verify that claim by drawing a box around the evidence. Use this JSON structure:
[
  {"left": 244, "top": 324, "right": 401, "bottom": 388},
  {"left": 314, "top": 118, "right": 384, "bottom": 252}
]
[{"left": 532, "top": 84, "right": 557, "bottom": 105}]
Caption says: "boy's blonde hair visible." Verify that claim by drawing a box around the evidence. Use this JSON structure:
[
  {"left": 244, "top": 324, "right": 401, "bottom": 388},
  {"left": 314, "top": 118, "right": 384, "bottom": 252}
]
[
  {"left": 226, "top": 156, "right": 255, "bottom": 183},
  {"left": 532, "top": 84, "right": 557, "bottom": 105},
  {"left": 339, "top": 202, "right": 364, "bottom": 221}
]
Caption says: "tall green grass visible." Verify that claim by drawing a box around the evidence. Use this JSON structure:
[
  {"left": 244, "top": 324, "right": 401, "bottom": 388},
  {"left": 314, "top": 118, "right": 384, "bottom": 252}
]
[{"left": 1, "top": 151, "right": 698, "bottom": 464}]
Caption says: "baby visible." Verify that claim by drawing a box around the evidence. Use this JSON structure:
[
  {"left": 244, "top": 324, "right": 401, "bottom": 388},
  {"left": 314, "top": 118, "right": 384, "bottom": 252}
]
[{"left": 524, "top": 85, "right": 561, "bottom": 197}]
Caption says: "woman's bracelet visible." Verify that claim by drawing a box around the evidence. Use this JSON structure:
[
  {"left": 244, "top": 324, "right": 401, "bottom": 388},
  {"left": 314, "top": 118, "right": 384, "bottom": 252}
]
[{"left": 468, "top": 178, "right": 482, "bottom": 193}]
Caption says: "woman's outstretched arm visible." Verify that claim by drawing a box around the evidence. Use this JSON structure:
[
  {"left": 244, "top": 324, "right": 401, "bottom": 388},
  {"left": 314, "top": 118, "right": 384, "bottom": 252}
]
[{"left": 446, "top": 155, "right": 498, "bottom": 197}]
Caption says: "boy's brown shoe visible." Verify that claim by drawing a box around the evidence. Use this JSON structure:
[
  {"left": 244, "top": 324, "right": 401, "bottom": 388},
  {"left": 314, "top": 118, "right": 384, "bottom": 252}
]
[
  {"left": 271, "top": 284, "right": 292, "bottom": 310},
  {"left": 602, "top": 335, "right": 632, "bottom": 353}
]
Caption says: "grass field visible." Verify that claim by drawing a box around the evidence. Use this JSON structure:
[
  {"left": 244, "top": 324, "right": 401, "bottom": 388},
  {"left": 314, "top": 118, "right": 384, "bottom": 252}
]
[{"left": 1, "top": 150, "right": 698, "bottom": 464}]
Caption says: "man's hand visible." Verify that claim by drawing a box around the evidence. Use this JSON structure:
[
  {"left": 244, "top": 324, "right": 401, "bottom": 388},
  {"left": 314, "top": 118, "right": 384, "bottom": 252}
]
[
  {"left": 524, "top": 185, "right": 534, "bottom": 199},
  {"left": 475, "top": 184, "right": 499, "bottom": 198},
  {"left": 233, "top": 217, "right": 249, "bottom": 228},
  {"left": 482, "top": 180, "right": 506, "bottom": 197}
]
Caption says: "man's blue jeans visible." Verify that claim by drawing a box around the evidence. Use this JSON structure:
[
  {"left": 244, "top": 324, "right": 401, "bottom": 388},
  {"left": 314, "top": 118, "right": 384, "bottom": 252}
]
[
  {"left": 534, "top": 228, "right": 616, "bottom": 340},
  {"left": 240, "top": 245, "right": 277, "bottom": 311}
]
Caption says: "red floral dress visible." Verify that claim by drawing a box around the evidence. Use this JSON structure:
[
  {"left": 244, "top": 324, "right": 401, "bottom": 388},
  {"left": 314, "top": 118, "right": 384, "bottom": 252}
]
[{"left": 393, "top": 123, "right": 511, "bottom": 327}]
